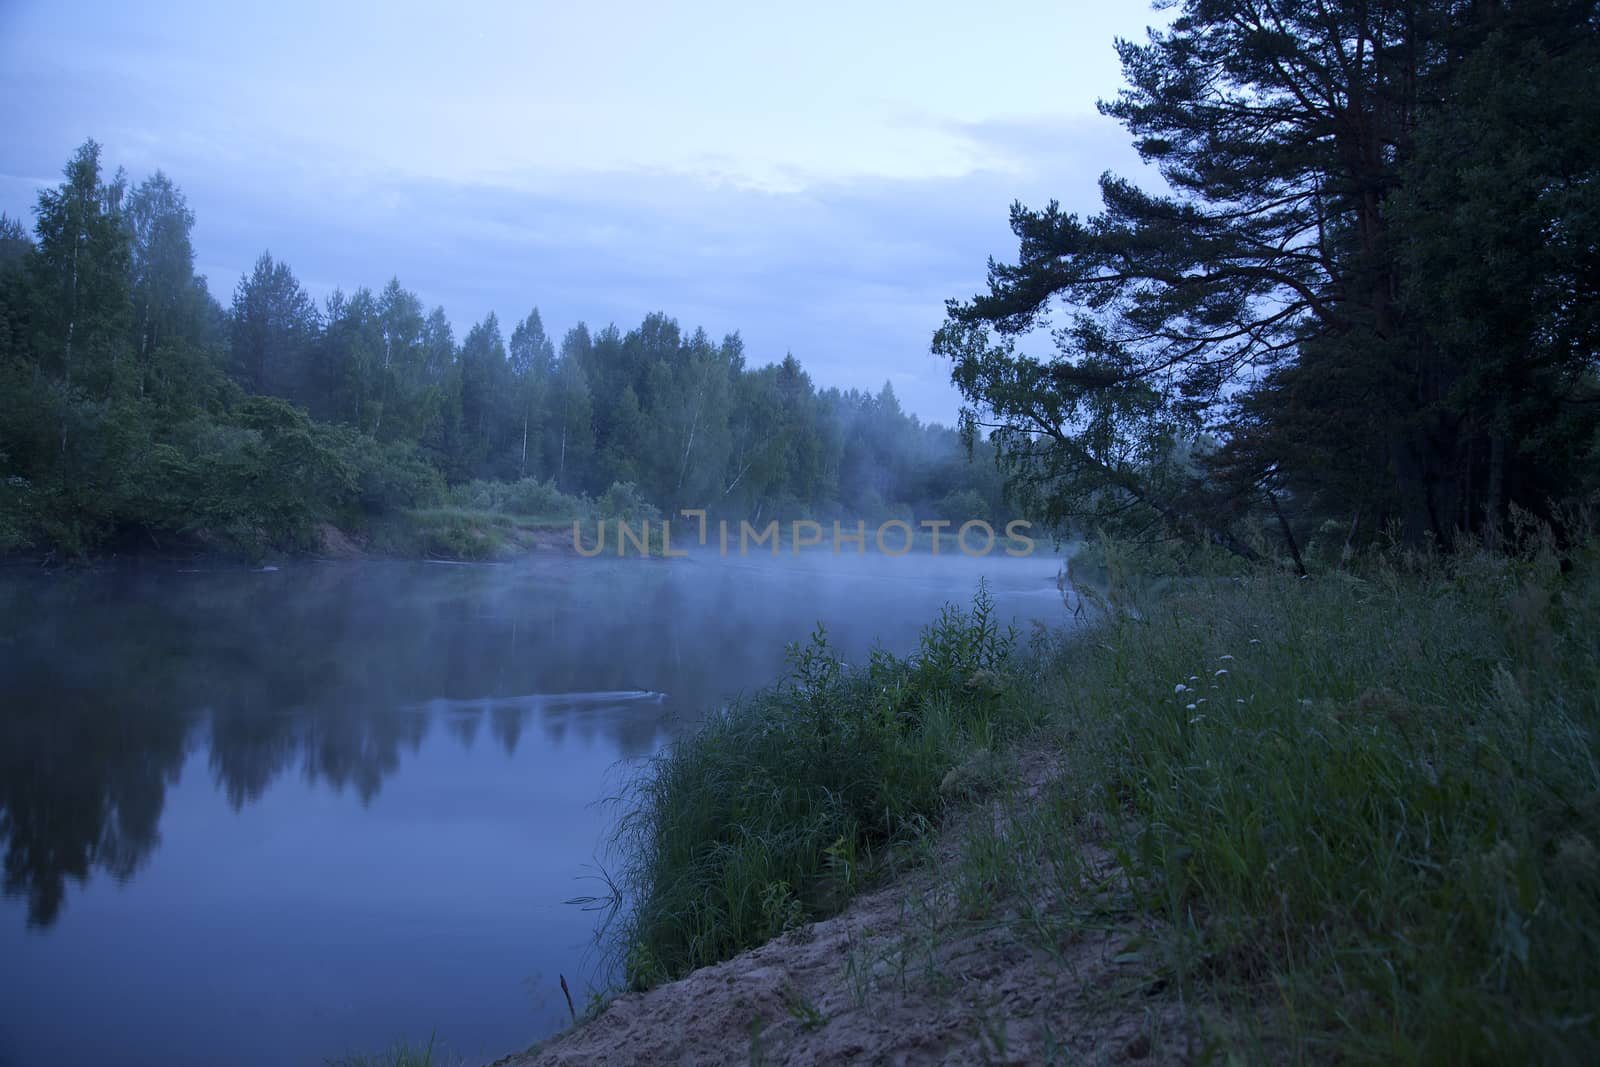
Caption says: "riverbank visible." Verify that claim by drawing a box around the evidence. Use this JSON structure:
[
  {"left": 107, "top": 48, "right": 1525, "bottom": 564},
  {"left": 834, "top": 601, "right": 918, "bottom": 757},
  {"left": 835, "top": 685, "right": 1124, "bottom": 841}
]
[
  {"left": 341, "top": 511, "right": 589, "bottom": 562},
  {"left": 0, "top": 514, "right": 591, "bottom": 567},
  {"left": 0, "top": 469, "right": 669, "bottom": 566},
  {"left": 495, "top": 540, "right": 1598, "bottom": 1064},
  {"left": 506, "top": 749, "right": 1190, "bottom": 1066},
  {"left": 0, "top": 504, "right": 658, "bottom": 567}
]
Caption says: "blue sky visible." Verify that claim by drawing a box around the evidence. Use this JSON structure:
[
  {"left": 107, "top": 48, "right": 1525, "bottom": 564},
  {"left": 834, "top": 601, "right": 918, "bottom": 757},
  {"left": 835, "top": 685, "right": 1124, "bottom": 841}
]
[{"left": 0, "top": 0, "right": 1164, "bottom": 424}]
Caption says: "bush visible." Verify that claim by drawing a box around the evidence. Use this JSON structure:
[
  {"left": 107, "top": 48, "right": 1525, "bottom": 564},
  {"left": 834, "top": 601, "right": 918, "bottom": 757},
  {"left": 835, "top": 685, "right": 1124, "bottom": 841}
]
[
  {"left": 334, "top": 432, "right": 445, "bottom": 516},
  {"left": 596, "top": 481, "right": 661, "bottom": 525},
  {"left": 934, "top": 487, "right": 988, "bottom": 525},
  {"left": 447, "top": 477, "right": 588, "bottom": 519}
]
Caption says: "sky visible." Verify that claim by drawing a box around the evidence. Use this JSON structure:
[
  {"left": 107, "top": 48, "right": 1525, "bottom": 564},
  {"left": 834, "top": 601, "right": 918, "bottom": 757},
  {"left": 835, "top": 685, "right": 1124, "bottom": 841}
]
[{"left": 0, "top": 0, "right": 1166, "bottom": 425}]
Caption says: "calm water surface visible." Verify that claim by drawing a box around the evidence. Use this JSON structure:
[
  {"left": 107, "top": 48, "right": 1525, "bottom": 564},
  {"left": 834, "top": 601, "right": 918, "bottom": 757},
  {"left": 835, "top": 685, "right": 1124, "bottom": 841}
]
[{"left": 0, "top": 549, "right": 1070, "bottom": 1067}]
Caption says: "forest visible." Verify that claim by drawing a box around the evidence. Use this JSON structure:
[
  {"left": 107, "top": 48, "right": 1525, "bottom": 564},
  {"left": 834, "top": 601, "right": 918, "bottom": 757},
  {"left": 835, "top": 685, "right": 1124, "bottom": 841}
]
[
  {"left": 4, "top": 3, "right": 1598, "bottom": 569},
  {"left": 0, "top": 151, "right": 1008, "bottom": 559},
  {"left": 936, "top": 0, "right": 1600, "bottom": 566}
]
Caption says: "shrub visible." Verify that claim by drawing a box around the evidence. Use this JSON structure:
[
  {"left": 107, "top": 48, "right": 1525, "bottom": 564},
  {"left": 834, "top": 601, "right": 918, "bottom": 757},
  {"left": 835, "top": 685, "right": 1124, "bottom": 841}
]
[
  {"left": 596, "top": 481, "right": 660, "bottom": 525},
  {"left": 334, "top": 433, "right": 445, "bottom": 515},
  {"left": 447, "top": 477, "right": 587, "bottom": 519}
]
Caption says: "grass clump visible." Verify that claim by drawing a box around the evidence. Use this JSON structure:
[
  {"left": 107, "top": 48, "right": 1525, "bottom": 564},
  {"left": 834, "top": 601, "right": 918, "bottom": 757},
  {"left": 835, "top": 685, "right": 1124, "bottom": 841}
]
[
  {"left": 614, "top": 583, "right": 1037, "bottom": 989},
  {"left": 1027, "top": 539, "right": 1600, "bottom": 1061}
]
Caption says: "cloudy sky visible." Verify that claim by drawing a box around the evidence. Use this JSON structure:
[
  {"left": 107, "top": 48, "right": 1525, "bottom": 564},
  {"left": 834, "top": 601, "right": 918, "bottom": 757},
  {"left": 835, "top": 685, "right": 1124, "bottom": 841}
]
[{"left": 0, "top": 0, "right": 1165, "bottom": 424}]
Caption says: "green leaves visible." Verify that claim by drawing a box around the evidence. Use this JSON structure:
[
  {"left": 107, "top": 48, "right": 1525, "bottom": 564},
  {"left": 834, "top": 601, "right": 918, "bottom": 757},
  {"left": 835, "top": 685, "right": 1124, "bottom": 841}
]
[
  {"left": 938, "top": 1, "right": 1600, "bottom": 554},
  {"left": 1, "top": 140, "right": 1020, "bottom": 559}
]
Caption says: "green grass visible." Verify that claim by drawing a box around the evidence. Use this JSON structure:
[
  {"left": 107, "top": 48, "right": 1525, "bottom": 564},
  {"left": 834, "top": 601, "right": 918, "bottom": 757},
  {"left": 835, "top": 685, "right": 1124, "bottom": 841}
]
[
  {"left": 996, "top": 540, "right": 1599, "bottom": 1061},
  {"left": 610, "top": 583, "right": 1043, "bottom": 988},
  {"left": 609, "top": 539, "right": 1600, "bottom": 1062}
]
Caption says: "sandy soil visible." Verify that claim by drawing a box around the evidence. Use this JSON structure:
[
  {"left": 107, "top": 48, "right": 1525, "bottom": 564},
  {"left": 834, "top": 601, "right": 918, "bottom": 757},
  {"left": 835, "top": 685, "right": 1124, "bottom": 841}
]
[{"left": 496, "top": 758, "right": 1193, "bottom": 1067}]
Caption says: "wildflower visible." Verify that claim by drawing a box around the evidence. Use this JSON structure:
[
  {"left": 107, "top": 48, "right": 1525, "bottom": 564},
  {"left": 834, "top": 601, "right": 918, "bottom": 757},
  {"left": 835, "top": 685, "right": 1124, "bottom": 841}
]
[
  {"left": 1249, "top": 638, "right": 1261, "bottom": 645},
  {"left": 1186, "top": 703, "right": 1197, "bottom": 711},
  {"left": 1235, "top": 699, "right": 1245, "bottom": 705},
  {"left": 1215, "top": 668, "right": 1229, "bottom": 678},
  {"left": 1189, "top": 715, "right": 1205, "bottom": 724},
  {"left": 1219, "top": 654, "right": 1235, "bottom": 662},
  {"left": 1174, "top": 684, "right": 1189, "bottom": 694}
]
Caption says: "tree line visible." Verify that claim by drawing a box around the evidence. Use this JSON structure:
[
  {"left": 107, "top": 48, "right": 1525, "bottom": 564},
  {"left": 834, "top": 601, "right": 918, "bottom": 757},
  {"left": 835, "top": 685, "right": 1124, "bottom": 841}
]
[
  {"left": 936, "top": 0, "right": 1599, "bottom": 566},
  {"left": 0, "top": 142, "right": 1008, "bottom": 557}
]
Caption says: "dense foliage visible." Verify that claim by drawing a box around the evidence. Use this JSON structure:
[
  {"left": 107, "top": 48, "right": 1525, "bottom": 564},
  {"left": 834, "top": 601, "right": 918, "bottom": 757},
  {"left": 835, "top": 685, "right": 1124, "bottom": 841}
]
[
  {"left": 613, "top": 586, "right": 1034, "bottom": 990},
  {"left": 0, "top": 143, "right": 1008, "bottom": 558},
  {"left": 935, "top": 0, "right": 1600, "bottom": 562}
]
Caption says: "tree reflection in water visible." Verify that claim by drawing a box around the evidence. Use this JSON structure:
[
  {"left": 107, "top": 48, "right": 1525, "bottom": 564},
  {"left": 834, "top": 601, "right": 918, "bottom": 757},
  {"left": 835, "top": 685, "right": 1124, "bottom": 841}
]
[
  {"left": 1, "top": 551, "right": 1060, "bottom": 929},
  {"left": 0, "top": 560, "right": 691, "bottom": 927}
]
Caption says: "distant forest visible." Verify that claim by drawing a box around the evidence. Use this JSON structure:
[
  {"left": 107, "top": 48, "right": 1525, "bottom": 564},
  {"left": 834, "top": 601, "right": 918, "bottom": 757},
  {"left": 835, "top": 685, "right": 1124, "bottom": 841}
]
[{"left": 0, "top": 143, "right": 1007, "bottom": 558}]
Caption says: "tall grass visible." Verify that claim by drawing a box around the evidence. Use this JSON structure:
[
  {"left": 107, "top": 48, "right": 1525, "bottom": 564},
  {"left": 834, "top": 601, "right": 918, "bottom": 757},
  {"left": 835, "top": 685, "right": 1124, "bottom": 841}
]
[
  {"left": 612, "top": 584, "right": 1039, "bottom": 989},
  {"left": 1026, "top": 538, "right": 1600, "bottom": 1061},
  {"left": 607, "top": 537, "right": 1599, "bottom": 1061}
]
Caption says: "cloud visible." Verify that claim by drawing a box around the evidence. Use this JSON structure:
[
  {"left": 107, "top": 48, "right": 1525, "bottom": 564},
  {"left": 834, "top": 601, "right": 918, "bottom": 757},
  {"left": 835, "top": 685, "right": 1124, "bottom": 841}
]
[
  {"left": 2, "top": 0, "right": 1165, "bottom": 427},
  {"left": 3, "top": 113, "right": 1150, "bottom": 424}
]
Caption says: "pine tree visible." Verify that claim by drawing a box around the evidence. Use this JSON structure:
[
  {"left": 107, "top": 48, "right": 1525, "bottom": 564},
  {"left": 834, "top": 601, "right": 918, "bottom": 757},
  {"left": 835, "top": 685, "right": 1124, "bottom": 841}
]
[{"left": 935, "top": 0, "right": 1600, "bottom": 552}]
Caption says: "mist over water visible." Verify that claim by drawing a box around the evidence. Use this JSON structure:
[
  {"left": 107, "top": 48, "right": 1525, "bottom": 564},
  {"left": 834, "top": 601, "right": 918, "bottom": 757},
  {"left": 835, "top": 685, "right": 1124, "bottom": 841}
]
[{"left": 0, "top": 549, "right": 1070, "bottom": 1067}]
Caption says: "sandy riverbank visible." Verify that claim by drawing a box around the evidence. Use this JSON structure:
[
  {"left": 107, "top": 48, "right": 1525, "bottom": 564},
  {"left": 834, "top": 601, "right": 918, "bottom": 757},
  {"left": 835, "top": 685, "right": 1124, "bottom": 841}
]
[{"left": 496, "top": 753, "right": 1192, "bottom": 1066}]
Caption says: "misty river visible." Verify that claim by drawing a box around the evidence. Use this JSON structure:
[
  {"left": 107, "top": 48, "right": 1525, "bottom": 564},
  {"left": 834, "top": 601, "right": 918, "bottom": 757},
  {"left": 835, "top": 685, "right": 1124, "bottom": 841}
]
[{"left": 0, "top": 548, "right": 1071, "bottom": 1067}]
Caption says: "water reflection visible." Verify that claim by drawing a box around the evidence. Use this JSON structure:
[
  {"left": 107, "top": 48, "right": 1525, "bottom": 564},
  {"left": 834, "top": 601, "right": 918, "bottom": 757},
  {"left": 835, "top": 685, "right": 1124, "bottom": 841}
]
[
  {"left": 0, "top": 550, "right": 1068, "bottom": 1066},
  {"left": 0, "top": 684, "right": 182, "bottom": 927},
  {"left": 0, "top": 560, "right": 702, "bottom": 927}
]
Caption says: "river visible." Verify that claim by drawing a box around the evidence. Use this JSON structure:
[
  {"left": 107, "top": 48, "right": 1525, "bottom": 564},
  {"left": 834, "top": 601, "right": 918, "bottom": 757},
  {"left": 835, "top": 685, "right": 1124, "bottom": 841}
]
[{"left": 0, "top": 547, "right": 1070, "bottom": 1066}]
